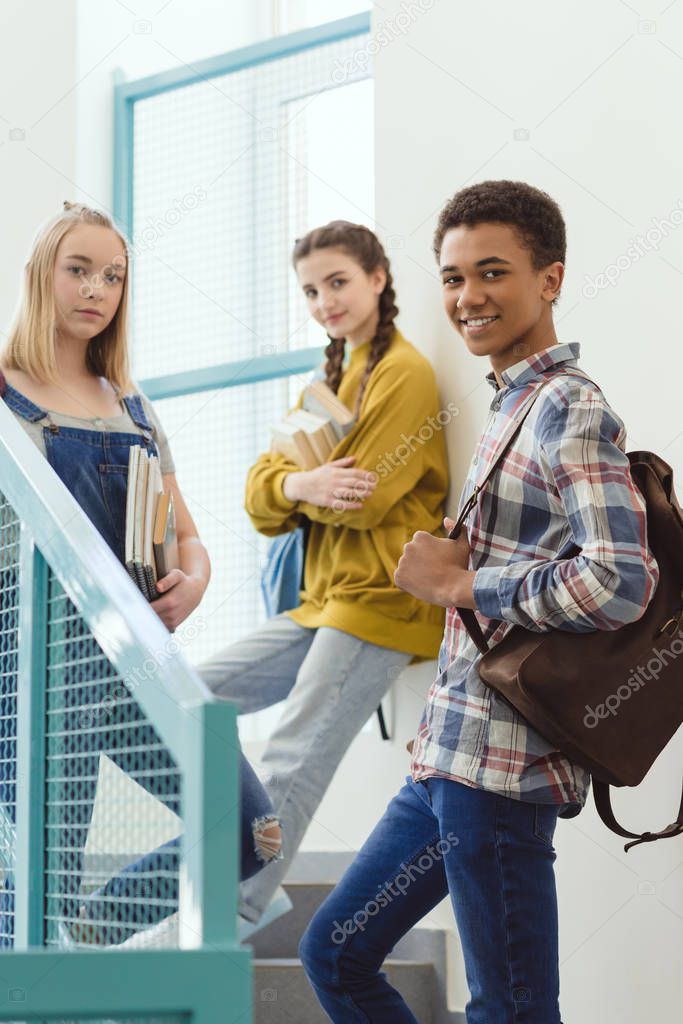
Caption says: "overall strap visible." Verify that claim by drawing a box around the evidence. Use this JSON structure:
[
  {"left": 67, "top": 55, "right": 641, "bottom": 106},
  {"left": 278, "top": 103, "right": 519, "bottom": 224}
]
[
  {"left": 0, "top": 368, "right": 54, "bottom": 425},
  {"left": 121, "top": 392, "right": 154, "bottom": 440}
]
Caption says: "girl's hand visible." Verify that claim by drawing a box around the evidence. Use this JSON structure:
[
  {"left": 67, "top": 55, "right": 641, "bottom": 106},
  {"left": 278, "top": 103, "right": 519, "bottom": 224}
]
[
  {"left": 283, "top": 456, "right": 377, "bottom": 510},
  {"left": 153, "top": 568, "right": 204, "bottom": 632}
]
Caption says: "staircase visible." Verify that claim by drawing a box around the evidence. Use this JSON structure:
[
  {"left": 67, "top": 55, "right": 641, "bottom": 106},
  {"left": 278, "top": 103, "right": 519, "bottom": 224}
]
[{"left": 246, "top": 854, "right": 466, "bottom": 1024}]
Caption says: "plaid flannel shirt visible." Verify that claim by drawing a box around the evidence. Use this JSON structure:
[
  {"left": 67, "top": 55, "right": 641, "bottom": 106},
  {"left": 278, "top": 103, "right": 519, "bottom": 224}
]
[{"left": 410, "top": 342, "right": 659, "bottom": 816}]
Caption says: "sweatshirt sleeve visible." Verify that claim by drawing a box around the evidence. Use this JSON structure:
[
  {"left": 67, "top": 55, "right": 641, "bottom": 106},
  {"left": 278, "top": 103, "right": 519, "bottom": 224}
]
[
  {"left": 244, "top": 450, "right": 305, "bottom": 536},
  {"left": 295, "top": 358, "right": 444, "bottom": 530},
  {"left": 472, "top": 391, "right": 659, "bottom": 632}
]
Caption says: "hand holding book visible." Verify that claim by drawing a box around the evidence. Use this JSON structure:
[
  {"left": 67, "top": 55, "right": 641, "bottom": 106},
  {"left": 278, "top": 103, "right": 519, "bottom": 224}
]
[
  {"left": 282, "top": 455, "right": 376, "bottom": 510},
  {"left": 270, "top": 380, "right": 375, "bottom": 510}
]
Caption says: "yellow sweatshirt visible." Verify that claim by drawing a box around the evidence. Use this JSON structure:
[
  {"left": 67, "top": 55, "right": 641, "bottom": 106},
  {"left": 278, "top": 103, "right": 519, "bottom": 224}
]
[{"left": 244, "top": 330, "right": 449, "bottom": 658}]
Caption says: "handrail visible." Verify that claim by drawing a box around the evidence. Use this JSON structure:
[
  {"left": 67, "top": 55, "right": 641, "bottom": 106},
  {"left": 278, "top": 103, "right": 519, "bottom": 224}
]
[
  {"left": 0, "top": 400, "right": 243, "bottom": 954},
  {"left": 0, "top": 400, "right": 213, "bottom": 773}
]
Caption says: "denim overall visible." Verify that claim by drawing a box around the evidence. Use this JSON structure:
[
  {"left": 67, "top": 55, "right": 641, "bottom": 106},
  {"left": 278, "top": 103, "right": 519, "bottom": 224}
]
[{"left": 0, "top": 378, "right": 273, "bottom": 946}]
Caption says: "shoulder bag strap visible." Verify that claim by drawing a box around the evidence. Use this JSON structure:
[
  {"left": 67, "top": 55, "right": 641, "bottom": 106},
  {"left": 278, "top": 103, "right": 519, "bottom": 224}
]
[
  {"left": 450, "top": 376, "right": 557, "bottom": 654},
  {"left": 592, "top": 778, "right": 683, "bottom": 852}
]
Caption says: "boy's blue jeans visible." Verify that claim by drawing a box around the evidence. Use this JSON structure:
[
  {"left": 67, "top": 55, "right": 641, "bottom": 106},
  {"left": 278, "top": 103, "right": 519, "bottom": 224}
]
[{"left": 300, "top": 776, "right": 566, "bottom": 1024}]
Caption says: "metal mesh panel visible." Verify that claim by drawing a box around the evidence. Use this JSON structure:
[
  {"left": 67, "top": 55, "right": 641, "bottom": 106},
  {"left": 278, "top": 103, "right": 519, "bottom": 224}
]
[
  {"left": 44, "top": 570, "right": 182, "bottom": 949},
  {"left": 153, "top": 376, "right": 298, "bottom": 665},
  {"left": 131, "top": 30, "right": 372, "bottom": 380},
  {"left": 0, "top": 494, "right": 19, "bottom": 948}
]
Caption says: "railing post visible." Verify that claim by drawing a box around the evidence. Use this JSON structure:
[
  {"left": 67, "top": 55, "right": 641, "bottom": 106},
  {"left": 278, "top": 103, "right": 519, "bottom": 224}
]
[
  {"left": 180, "top": 701, "right": 240, "bottom": 949},
  {"left": 14, "top": 528, "right": 48, "bottom": 949}
]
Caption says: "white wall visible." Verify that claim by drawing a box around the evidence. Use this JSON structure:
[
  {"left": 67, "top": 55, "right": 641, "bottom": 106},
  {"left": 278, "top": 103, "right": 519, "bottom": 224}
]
[
  {"left": 0, "top": 0, "right": 271, "bottom": 337},
  {"left": 0, "top": 2, "right": 78, "bottom": 342},
  {"left": 363, "top": 1, "right": 682, "bottom": 1020},
  {"left": 74, "top": 0, "right": 271, "bottom": 215}
]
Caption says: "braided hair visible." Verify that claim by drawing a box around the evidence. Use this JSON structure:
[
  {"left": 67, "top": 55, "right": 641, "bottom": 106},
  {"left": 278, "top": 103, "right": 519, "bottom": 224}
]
[{"left": 292, "top": 221, "right": 399, "bottom": 414}]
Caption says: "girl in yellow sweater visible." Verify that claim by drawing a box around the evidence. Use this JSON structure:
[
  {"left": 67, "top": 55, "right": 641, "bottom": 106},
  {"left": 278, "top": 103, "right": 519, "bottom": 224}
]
[{"left": 199, "top": 221, "right": 450, "bottom": 924}]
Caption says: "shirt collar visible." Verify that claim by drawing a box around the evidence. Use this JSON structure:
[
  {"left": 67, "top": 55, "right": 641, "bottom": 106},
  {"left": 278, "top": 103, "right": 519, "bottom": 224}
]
[{"left": 485, "top": 342, "right": 582, "bottom": 392}]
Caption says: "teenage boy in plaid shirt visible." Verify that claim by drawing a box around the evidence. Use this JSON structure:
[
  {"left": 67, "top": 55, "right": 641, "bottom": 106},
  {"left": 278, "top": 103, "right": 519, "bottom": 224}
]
[{"left": 298, "top": 180, "right": 658, "bottom": 1024}]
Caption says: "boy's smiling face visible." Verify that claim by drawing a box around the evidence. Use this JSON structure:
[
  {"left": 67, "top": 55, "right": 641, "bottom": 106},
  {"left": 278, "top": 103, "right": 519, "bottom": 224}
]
[{"left": 439, "top": 221, "right": 564, "bottom": 380}]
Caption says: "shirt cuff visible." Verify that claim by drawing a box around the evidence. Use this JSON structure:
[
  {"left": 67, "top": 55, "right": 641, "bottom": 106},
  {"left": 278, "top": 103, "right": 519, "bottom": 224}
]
[
  {"left": 273, "top": 470, "right": 298, "bottom": 511},
  {"left": 472, "top": 565, "right": 506, "bottom": 620}
]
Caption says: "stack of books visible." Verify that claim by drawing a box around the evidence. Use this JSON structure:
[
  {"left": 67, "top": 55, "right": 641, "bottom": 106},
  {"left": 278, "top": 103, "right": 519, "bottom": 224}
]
[
  {"left": 271, "top": 380, "right": 355, "bottom": 469},
  {"left": 124, "top": 446, "right": 179, "bottom": 601}
]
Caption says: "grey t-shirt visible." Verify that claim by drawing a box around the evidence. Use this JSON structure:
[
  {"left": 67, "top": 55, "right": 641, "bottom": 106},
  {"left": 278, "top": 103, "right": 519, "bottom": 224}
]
[{"left": 8, "top": 391, "right": 176, "bottom": 475}]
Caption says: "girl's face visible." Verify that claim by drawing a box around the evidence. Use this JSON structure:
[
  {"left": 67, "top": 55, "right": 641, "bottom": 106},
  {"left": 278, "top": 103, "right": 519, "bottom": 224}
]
[
  {"left": 296, "top": 247, "right": 386, "bottom": 345},
  {"left": 53, "top": 224, "right": 127, "bottom": 344}
]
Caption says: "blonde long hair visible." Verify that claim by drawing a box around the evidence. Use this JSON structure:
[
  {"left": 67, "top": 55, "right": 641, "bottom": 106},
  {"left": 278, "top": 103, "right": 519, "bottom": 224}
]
[{"left": 2, "top": 202, "right": 133, "bottom": 392}]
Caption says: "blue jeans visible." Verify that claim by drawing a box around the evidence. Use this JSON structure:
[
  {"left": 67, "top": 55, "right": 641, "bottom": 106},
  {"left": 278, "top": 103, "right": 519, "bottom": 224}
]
[
  {"left": 199, "top": 613, "right": 411, "bottom": 922},
  {"left": 299, "top": 776, "right": 565, "bottom": 1024},
  {"left": 81, "top": 748, "right": 275, "bottom": 944}
]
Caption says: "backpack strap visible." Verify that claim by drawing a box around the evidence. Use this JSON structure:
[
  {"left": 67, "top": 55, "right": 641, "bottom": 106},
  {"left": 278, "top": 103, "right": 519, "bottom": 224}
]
[
  {"left": 592, "top": 778, "right": 683, "bottom": 852},
  {"left": 450, "top": 376, "right": 557, "bottom": 655},
  {"left": 452, "top": 368, "right": 605, "bottom": 654}
]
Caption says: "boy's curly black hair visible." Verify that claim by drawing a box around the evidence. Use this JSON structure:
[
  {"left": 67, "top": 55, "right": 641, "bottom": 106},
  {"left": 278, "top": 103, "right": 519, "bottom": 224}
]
[{"left": 433, "top": 180, "right": 566, "bottom": 271}]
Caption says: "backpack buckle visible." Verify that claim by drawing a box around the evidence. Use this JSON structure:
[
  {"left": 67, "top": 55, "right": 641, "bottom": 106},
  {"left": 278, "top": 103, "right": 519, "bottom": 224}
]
[{"left": 658, "top": 613, "right": 681, "bottom": 637}]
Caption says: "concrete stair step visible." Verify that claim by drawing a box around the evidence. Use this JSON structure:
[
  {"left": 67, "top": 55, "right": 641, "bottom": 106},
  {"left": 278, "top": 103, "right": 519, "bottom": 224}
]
[
  {"left": 245, "top": 856, "right": 465, "bottom": 1023},
  {"left": 247, "top": 881, "right": 335, "bottom": 959},
  {"left": 253, "top": 957, "right": 435, "bottom": 1024},
  {"left": 247, "top": 880, "right": 446, "bottom": 962}
]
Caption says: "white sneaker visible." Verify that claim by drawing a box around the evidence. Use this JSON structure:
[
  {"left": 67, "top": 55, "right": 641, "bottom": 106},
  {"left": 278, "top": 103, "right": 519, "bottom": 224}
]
[
  {"left": 56, "top": 920, "right": 76, "bottom": 949},
  {"left": 115, "top": 912, "right": 179, "bottom": 949},
  {"left": 238, "top": 886, "right": 293, "bottom": 942},
  {"left": 93, "top": 886, "right": 293, "bottom": 950}
]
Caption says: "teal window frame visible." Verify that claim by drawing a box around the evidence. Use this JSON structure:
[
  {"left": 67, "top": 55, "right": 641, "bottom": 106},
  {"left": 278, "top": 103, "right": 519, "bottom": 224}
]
[{"left": 113, "top": 11, "right": 371, "bottom": 403}]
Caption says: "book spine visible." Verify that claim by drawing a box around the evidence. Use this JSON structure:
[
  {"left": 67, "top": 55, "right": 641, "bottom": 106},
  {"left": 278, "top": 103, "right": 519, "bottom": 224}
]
[{"left": 143, "top": 564, "right": 157, "bottom": 601}]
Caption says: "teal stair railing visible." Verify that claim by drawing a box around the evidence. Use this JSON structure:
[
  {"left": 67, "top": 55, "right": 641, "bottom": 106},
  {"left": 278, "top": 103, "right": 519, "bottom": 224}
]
[{"left": 0, "top": 398, "right": 251, "bottom": 1022}]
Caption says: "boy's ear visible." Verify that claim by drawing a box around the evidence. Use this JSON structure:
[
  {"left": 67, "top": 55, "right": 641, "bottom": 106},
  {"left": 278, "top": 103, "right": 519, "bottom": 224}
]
[{"left": 541, "top": 261, "right": 564, "bottom": 303}]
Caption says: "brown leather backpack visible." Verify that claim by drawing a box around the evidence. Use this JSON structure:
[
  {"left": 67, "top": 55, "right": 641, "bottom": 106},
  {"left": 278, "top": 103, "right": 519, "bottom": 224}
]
[{"left": 452, "top": 377, "right": 683, "bottom": 852}]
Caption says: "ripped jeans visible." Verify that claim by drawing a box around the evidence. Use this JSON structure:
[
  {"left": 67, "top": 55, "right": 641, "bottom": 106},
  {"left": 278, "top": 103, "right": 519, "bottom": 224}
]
[
  {"left": 80, "top": 750, "right": 280, "bottom": 944},
  {"left": 0, "top": 593, "right": 281, "bottom": 948}
]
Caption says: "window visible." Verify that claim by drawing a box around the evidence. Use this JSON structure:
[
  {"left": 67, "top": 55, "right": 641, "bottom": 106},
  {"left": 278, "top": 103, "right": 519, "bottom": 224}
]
[
  {"left": 276, "top": 1, "right": 371, "bottom": 34},
  {"left": 115, "top": 15, "right": 373, "bottom": 737}
]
